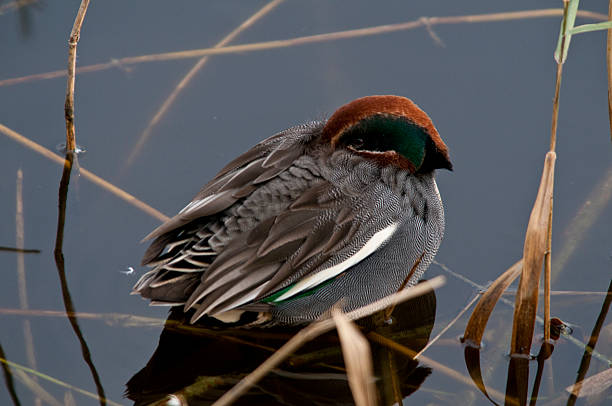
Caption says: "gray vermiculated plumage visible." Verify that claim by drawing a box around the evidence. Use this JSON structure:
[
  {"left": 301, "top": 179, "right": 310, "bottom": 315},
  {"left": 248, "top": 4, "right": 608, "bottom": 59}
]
[{"left": 133, "top": 95, "right": 449, "bottom": 325}]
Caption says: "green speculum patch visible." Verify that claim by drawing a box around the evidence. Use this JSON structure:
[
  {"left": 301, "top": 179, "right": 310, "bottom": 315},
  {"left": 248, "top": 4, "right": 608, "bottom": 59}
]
[{"left": 339, "top": 114, "right": 428, "bottom": 170}]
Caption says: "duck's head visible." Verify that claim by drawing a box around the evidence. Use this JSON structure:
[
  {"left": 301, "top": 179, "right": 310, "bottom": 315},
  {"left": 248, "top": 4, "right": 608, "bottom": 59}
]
[{"left": 321, "top": 95, "right": 452, "bottom": 174}]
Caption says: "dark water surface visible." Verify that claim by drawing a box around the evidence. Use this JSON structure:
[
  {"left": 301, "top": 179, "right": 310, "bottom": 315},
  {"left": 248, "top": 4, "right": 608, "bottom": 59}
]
[{"left": 1, "top": 1, "right": 611, "bottom": 405}]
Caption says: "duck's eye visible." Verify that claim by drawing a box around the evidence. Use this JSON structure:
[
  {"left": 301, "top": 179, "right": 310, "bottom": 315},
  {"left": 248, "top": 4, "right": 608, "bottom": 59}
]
[{"left": 350, "top": 138, "right": 365, "bottom": 149}]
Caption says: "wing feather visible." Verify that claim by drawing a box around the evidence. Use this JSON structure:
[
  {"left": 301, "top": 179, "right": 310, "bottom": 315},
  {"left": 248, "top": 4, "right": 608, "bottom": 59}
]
[{"left": 136, "top": 123, "right": 405, "bottom": 322}]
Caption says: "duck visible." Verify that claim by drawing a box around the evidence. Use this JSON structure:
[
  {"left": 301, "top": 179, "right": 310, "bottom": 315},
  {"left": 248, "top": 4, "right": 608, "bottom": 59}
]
[{"left": 133, "top": 95, "right": 452, "bottom": 326}]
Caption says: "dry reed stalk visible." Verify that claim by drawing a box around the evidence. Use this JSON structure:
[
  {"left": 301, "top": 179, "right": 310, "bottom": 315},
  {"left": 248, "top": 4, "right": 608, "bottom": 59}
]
[
  {"left": 211, "top": 276, "right": 444, "bottom": 406},
  {"left": 53, "top": 153, "right": 107, "bottom": 406},
  {"left": 510, "top": 152, "right": 556, "bottom": 355},
  {"left": 332, "top": 309, "right": 377, "bottom": 406},
  {"left": 15, "top": 170, "right": 41, "bottom": 406},
  {"left": 366, "top": 331, "right": 507, "bottom": 403},
  {"left": 124, "top": 0, "right": 284, "bottom": 169},
  {"left": 0, "top": 356, "right": 123, "bottom": 406},
  {"left": 64, "top": 0, "right": 90, "bottom": 152},
  {"left": 0, "top": 9, "right": 606, "bottom": 88},
  {"left": 0, "top": 123, "right": 169, "bottom": 222},
  {"left": 507, "top": 0, "right": 575, "bottom": 356}
]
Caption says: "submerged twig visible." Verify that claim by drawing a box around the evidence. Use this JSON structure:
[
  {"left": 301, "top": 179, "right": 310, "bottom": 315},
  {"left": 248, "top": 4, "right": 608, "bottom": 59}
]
[
  {"left": 53, "top": 152, "right": 107, "bottom": 406},
  {"left": 0, "top": 123, "right": 169, "bottom": 222},
  {"left": 15, "top": 170, "right": 41, "bottom": 406},
  {"left": 0, "top": 9, "right": 606, "bottom": 88}
]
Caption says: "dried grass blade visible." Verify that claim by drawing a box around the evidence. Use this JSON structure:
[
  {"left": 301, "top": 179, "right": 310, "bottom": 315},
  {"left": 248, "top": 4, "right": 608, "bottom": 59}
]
[
  {"left": 511, "top": 152, "right": 556, "bottom": 356},
  {"left": 332, "top": 308, "right": 377, "bottom": 406},
  {"left": 463, "top": 259, "right": 523, "bottom": 346}
]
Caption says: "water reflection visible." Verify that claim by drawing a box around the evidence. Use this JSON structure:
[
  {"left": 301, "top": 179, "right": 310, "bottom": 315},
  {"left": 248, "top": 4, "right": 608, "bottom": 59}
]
[{"left": 127, "top": 282, "right": 436, "bottom": 405}]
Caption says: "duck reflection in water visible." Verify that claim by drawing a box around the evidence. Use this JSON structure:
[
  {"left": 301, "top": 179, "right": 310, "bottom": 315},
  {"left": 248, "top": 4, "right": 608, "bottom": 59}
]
[{"left": 126, "top": 281, "right": 436, "bottom": 406}]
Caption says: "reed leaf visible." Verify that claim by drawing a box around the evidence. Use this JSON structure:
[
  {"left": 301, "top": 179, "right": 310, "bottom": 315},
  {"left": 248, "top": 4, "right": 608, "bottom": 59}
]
[
  {"left": 332, "top": 308, "right": 377, "bottom": 406},
  {"left": 510, "top": 152, "right": 556, "bottom": 355},
  {"left": 463, "top": 259, "right": 523, "bottom": 347}
]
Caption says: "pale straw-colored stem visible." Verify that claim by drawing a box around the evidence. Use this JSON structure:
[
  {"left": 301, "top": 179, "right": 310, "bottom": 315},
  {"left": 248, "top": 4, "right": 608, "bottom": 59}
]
[{"left": 0, "top": 9, "right": 606, "bottom": 88}]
